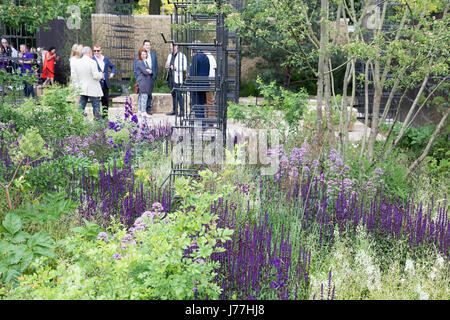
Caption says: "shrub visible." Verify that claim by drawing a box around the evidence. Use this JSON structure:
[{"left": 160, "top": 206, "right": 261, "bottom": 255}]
[{"left": 6, "top": 170, "right": 234, "bottom": 300}]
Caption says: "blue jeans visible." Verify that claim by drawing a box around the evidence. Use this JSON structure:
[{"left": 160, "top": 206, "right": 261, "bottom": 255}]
[
  {"left": 79, "top": 95, "right": 101, "bottom": 120},
  {"left": 138, "top": 93, "right": 148, "bottom": 113}
]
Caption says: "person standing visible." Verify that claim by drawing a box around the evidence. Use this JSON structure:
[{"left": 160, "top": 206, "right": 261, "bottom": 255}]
[
  {"left": 92, "top": 44, "right": 116, "bottom": 120},
  {"left": 189, "top": 47, "right": 210, "bottom": 119},
  {"left": 133, "top": 40, "right": 158, "bottom": 114},
  {"left": 0, "top": 45, "right": 7, "bottom": 72},
  {"left": 72, "top": 46, "right": 104, "bottom": 120},
  {"left": 10, "top": 43, "right": 19, "bottom": 74},
  {"left": 1, "top": 38, "right": 13, "bottom": 73},
  {"left": 69, "top": 44, "right": 83, "bottom": 102},
  {"left": 41, "top": 46, "right": 58, "bottom": 88},
  {"left": 204, "top": 50, "right": 217, "bottom": 118},
  {"left": 165, "top": 43, "right": 187, "bottom": 116},
  {"left": 135, "top": 48, "right": 154, "bottom": 122},
  {"left": 18, "top": 44, "right": 35, "bottom": 98}
]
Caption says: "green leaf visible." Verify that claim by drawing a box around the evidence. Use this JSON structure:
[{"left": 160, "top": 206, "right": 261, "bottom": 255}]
[
  {"left": 2, "top": 213, "right": 22, "bottom": 236},
  {"left": 27, "top": 231, "right": 55, "bottom": 249},
  {"left": 19, "top": 251, "right": 34, "bottom": 272},
  {"left": 0, "top": 240, "right": 11, "bottom": 253},
  {"left": 6, "top": 244, "right": 27, "bottom": 265},
  {"left": 32, "top": 246, "right": 56, "bottom": 259},
  {"left": 11, "top": 231, "right": 31, "bottom": 244},
  {"left": 2, "top": 266, "right": 21, "bottom": 284}
]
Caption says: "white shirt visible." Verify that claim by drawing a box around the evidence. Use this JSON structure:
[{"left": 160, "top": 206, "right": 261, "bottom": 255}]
[
  {"left": 165, "top": 51, "right": 187, "bottom": 84},
  {"left": 11, "top": 48, "right": 18, "bottom": 58},
  {"left": 205, "top": 52, "right": 217, "bottom": 78},
  {"left": 96, "top": 55, "right": 105, "bottom": 72},
  {"left": 145, "top": 52, "right": 152, "bottom": 70}
]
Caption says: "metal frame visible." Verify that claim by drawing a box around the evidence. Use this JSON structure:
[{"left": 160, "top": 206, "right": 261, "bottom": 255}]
[
  {"left": 99, "top": 0, "right": 134, "bottom": 95},
  {"left": 161, "top": 0, "right": 241, "bottom": 190}
]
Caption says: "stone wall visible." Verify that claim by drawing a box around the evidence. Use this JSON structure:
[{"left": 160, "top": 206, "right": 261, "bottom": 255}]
[
  {"left": 91, "top": 14, "right": 173, "bottom": 83},
  {"left": 91, "top": 14, "right": 258, "bottom": 84}
]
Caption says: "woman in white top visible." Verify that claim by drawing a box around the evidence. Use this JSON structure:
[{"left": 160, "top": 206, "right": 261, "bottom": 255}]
[{"left": 69, "top": 44, "right": 83, "bottom": 102}]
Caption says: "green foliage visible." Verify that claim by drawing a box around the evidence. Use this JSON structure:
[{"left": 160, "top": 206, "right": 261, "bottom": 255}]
[
  {"left": 239, "top": 78, "right": 259, "bottom": 97},
  {"left": 9, "top": 127, "right": 52, "bottom": 166},
  {"left": 391, "top": 122, "right": 449, "bottom": 178},
  {"left": 0, "top": 86, "right": 90, "bottom": 141},
  {"left": 106, "top": 127, "right": 130, "bottom": 148},
  {"left": 70, "top": 219, "right": 105, "bottom": 241},
  {"left": 228, "top": 77, "right": 308, "bottom": 137},
  {"left": 0, "top": 213, "right": 56, "bottom": 285},
  {"left": 13, "top": 192, "right": 78, "bottom": 227},
  {"left": 0, "top": 0, "right": 94, "bottom": 33},
  {"left": 346, "top": 147, "right": 412, "bottom": 201},
  {"left": 5, "top": 170, "right": 234, "bottom": 299},
  {"left": 0, "top": 191, "right": 77, "bottom": 285}
]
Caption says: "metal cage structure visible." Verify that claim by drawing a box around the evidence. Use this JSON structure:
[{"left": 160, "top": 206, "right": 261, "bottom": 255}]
[
  {"left": 97, "top": 0, "right": 135, "bottom": 95},
  {"left": 160, "top": 0, "right": 241, "bottom": 189}
]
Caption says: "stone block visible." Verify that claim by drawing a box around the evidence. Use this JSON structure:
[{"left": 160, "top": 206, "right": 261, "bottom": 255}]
[{"left": 112, "top": 93, "right": 172, "bottom": 114}]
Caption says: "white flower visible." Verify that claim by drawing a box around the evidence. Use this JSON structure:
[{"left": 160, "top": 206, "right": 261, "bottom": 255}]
[
  {"left": 430, "top": 267, "right": 437, "bottom": 280},
  {"left": 435, "top": 255, "right": 444, "bottom": 268},
  {"left": 405, "top": 259, "right": 415, "bottom": 274},
  {"left": 416, "top": 284, "right": 429, "bottom": 300}
]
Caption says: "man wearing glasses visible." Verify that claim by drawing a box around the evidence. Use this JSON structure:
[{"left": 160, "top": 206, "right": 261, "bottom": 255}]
[{"left": 92, "top": 44, "right": 116, "bottom": 120}]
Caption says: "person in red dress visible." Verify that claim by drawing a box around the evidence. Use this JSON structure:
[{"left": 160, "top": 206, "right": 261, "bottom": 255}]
[{"left": 41, "top": 46, "right": 58, "bottom": 87}]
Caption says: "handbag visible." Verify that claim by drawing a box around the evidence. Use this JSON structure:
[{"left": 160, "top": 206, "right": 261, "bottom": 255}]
[{"left": 134, "top": 83, "right": 139, "bottom": 94}]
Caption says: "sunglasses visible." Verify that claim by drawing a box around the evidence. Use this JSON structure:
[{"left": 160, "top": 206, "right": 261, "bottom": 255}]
[{"left": 93, "top": 50, "right": 101, "bottom": 52}]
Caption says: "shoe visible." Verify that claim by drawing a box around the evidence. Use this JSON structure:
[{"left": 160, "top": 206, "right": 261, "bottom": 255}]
[{"left": 166, "top": 111, "right": 176, "bottom": 116}]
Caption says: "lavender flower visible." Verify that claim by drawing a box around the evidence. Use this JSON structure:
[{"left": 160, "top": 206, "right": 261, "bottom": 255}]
[
  {"left": 112, "top": 253, "right": 122, "bottom": 260},
  {"left": 97, "top": 232, "right": 109, "bottom": 242}
]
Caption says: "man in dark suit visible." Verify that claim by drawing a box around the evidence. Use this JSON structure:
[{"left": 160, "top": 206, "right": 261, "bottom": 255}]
[
  {"left": 189, "top": 48, "right": 210, "bottom": 118},
  {"left": 92, "top": 44, "right": 116, "bottom": 120},
  {"left": 133, "top": 40, "right": 158, "bottom": 114}
]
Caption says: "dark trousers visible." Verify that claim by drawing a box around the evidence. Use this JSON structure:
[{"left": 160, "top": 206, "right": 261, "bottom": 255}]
[
  {"left": 191, "top": 91, "right": 206, "bottom": 118},
  {"left": 146, "top": 77, "right": 155, "bottom": 112},
  {"left": 170, "top": 82, "right": 184, "bottom": 115},
  {"left": 23, "top": 80, "right": 35, "bottom": 98},
  {"left": 100, "top": 81, "right": 109, "bottom": 119}
]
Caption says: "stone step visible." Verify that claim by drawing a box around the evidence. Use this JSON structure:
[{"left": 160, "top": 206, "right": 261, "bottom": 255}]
[{"left": 112, "top": 93, "right": 173, "bottom": 114}]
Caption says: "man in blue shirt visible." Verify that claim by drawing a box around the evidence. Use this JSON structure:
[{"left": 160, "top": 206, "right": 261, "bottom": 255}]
[
  {"left": 133, "top": 40, "right": 158, "bottom": 114},
  {"left": 92, "top": 44, "right": 116, "bottom": 120},
  {"left": 19, "top": 44, "right": 35, "bottom": 98}
]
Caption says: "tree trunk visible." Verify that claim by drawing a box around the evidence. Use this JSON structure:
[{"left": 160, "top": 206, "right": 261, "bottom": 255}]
[
  {"left": 406, "top": 108, "right": 449, "bottom": 176},
  {"left": 339, "top": 61, "right": 351, "bottom": 156},
  {"left": 360, "top": 59, "right": 371, "bottom": 158},
  {"left": 367, "top": 60, "right": 382, "bottom": 161},
  {"left": 96, "top": 0, "right": 114, "bottom": 14},
  {"left": 315, "top": 0, "right": 329, "bottom": 145},
  {"left": 149, "top": 0, "right": 161, "bottom": 15},
  {"left": 324, "top": 60, "right": 334, "bottom": 147}
]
